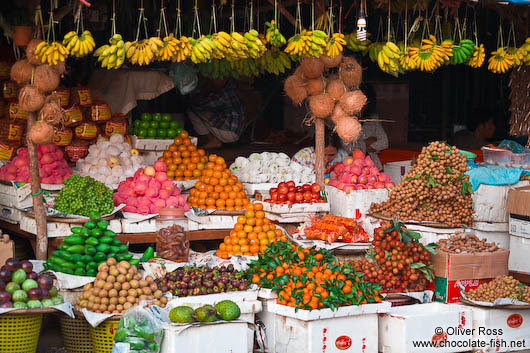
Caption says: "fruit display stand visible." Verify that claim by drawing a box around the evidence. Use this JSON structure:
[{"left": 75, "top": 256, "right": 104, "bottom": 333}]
[
  {"left": 0, "top": 181, "right": 62, "bottom": 210},
  {"left": 19, "top": 213, "right": 122, "bottom": 238},
  {"left": 186, "top": 209, "right": 244, "bottom": 230},
  {"left": 242, "top": 182, "right": 278, "bottom": 198},
  {"left": 267, "top": 301, "right": 391, "bottom": 353},
  {"left": 378, "top": 303, "right": 472, "bottom": 353},
  {"left": 261, "top": 201, "right": 330, "bottom": 224},
  {"left": 0, "top": 310, "right": 43, "bottom": 353}
]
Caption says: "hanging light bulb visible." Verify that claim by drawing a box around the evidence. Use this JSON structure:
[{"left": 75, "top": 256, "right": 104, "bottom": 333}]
[{"left": 357, "top": 9, "right": 367, "bottom": 41}]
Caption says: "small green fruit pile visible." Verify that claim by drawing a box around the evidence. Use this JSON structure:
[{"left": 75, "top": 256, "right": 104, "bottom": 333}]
[
  {"left": 54, "top": 174, "right": 114, "bottom": 217},
  {"left": 130, "top": 113, "right": 182, "bottom": 139}
]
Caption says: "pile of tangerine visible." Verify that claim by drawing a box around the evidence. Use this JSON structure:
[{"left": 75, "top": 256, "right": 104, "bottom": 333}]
[
  {"left": 158, "top": 130, "right": 208, "bottom": 181},
  {"left": 187, "top": 154, "right": 250, "bottom": 210},
  {"left": 216, "top": 203, "right": 287, "bottom": 258}
]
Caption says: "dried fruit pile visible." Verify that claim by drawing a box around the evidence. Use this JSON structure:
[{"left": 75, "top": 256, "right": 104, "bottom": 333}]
[
  {"left": 156, "top": 265, "right": 248, "bottom": 297},
  {"left": 437, "top": 233, "right": 499, "bottom": 254},
  {"left": 216, "top": 203, "right": 286, "bottom": 258},
  {"left": 369, "top": 141, "right": 474, "bottom": 227},
  {"left": 351, "top": 221, "right": 436, "bottom": 293},
  {"left": 466, "top": 276, "right": 530, "bottom": 303},
  {"left": 247, "top": 241, "right": 382, "bottom": 310},
  {"left": 187, "top": 154, "right": 249, "bottom": 210},
  {"left": 303, "top": 214, "right": 369, "bottom": 243},
  {"left": 284, "top": 55, "right": 365, "bottom": 143}
]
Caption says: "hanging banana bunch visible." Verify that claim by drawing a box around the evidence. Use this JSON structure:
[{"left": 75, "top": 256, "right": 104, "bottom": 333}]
[
  {"left": 378, "top": 41, "right": 401, "bottom": 77},
  {"left": 155, "top": 7, "right": 180, "bottom": 61},
  {"left": 63, "top": 10, "right": 95, "bottom": 58},
  {"left": 197, "top": 59, "right": 233, "bottom": 79},
  {"left": 265, "top": 20, "right": 286, "bottom": 47},
  {"left": 345, "top": 32, "right": 371, "bottom": 54},
  {"left": 468, "top": 44, "right": 485, "bottom": 68},
  {"left": 515, "top": 38, "right": 530, "bottom": 65},
  {"left": 35, "top": 10, "right": 69, "bottom": 65},
  {"left": 406, "top": 35, "right": 447, "bottom": 72},
  {"left": 488, "top": 47, "right": 515, "bottom": 74},
  {"left": 94, "top": 34, "right": 125, "bottom": 69},
  {"left": 284, "top": 1, "right": 327, "bottom": 58},
  {"left": 449, "top": 39, "right": 474, "bottom": 64},
  {"left": 258, "top": 47, "right": 291, "bottom": 75},
  {"left": 322, "top": 4, "right": 345, "bottom": 58},
  {"left": 368, "top": 42, "right": 385, "bottom": 63},
  {"left": 124, "top": 6, "right": 163, "bottom": 66}
]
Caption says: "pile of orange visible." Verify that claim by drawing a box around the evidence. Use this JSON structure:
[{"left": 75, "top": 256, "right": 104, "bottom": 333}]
[
  {"left": 216, "top": 203, "right": 287, "bottom": 258},
  {"left": 187, "top": 154, "right": 250, "bottom": 210},
  {"left": 158, "top": 130, "right": 208, "bottom": 181}
]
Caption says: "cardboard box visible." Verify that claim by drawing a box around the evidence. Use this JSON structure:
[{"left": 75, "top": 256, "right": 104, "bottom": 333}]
[
  {"left": 507, "top": 186, "right": 530, "bottom": 239},
  {"left": 432, "top": 249, "right": 509, "bottom": 281},
  {"left": 434, "top": 277, "right": 493, "bottom": 304}
]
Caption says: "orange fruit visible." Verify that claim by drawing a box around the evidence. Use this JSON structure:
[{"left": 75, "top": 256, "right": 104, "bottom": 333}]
[
  {"left": 206, "top": 185, "right": 214, "bottom": 193},
  {"left": 214, "top": 185, "right": 224, "bottom": 193},
  {"left": 247, "top": 232, "right": 258, "bottom": 240},
  {"left": 184, "top": 170, "right": 193, "bottom": 177},
  {"left": 178, "top": 145, "right": 187, "bottom": 152},
  {"left": 255, "top": 210, "right": 265, "bottom": 219},
  {"left": 208, "top": 154, "right": 217, "bottom": 162},
  {"left": 198, "top": 198, "right": 206, "bottom": 206},
  {"left": 224, "top": 185, "right": 233, "bottom": 192},
  {"left": 206, "top": 198, "right": 215, "bottom": 207},
  {"left": 244, "top": 225, "right": 253, "bottom": 233},
  {"left": 173, "top": 157, "right": 182, "bottom": 165},
  {"left": 237, "top": 230, "right": 247, "bottom": 238},
  {"left": 187, "top": 163, "right": 196, "bottom": 170},
  {"left": 267, "top": 231, "right": 276, "bottom": 239},
  {"left": 228, "top": 191, "right": 238, "bottom": 199},
  {"left": 246, "top": 218, "right": 256, "bottom": 226},
  {"left": 199, "top": 191, "right": 208, "bottom": 199},
  {"left": 253, "top": 225, "right": 263, "bottom": 233},
  {"left": 215, "top": 156, "right": 225, "bottom": 165},
  {"left": 249, "top": 238, "right": 259, "bottom": 246},
  {"left": 245, "top": 210, "right": 255, "bottom": 218},
  {"left": 222, "top": 171, "right": 231, "bottom": 179},
  {"left": 182, "top": 151, "right": 191, "bottom": 158},
  {"left": 166, "top": 170, "right": 175, "bottom": 178},
  {"left": 238, "top": 238, "right": 248, "bottom": 246},
  {"left": 191, "top": 156, "right": 200, "bottom": 164},
  {"left": 237, "top": 191, "right": 246, "bottom": 199},
  {"left": 175, "top": 169, "right": 184, "bottom": 177},
  {"left": 215, "top": 199, "right": 225, "bottom": 208},
  {"left": 259, "top": 245, "right": 268, "bottom": 253},
  {"left": 237, "top": 216, "right": 247, "bottom": 224},
  {"left": 206, "top": 162, "right": 215, "bottom": 170},
  {"left": 234, "top": 198, "right": 243, "bottom": 206},
  {"left": 219, "top": 243, "right": 226, "bottom": 251},
  {"left": 254, "top": 203, "right": 263, "bottom": 211},
  {"left": 163, "top": 151, "right": 172, "bottom": 158},
  {"left": 255, "top": 218, "right": 264, "bottom": 226},
  {"left": 250, "top": 245, "right": 259, "bottom": 253},
  {"left": 192, "top": 170, "right": 201, "bottom": 178},
  {"left": 219, "top": 178, "right": 228, "bottom": 187},
  {"left": 211, "top": 192, "right": 220, "bottom": 200},
  {"left": 168, "top": 163, "right": 177, "bottom": 171},
  {"left": 220, "top": 192, "right": 228, "bottom": 199},
  {"left": 183, "top": 138, "right": 191, "bottom": 145},
  {"left": 240, "top": 245, "right": 249, "bottom": 253},
  {"left": 174, "top": 137, "right": 182, "bottom": 145},
  {"left": 214, "top": 164, "right": 224, "bottom": 172},
  {"left": 234, "top": 223, "right": 244, "bottom": 231},
  {"left": 226, "top": 199, "right": 235, "bottom": 207},
  {"left": 180, "top": 130, "right": 189, "bottom": 138},
  {"left": 257, "top": 232, "right": 267, "bottom": 240},
  {"left": 225, "top": 244, "right": 233, "bottom": 252},
  {"left": 196, "top": 163, "right": 205, "bottom": 170}
]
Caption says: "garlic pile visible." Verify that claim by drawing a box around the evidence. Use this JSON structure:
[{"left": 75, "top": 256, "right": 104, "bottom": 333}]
[
  {"left": 230, "top": 152, "right": 315, "bottom": 184},
  {"left": 76, "top": 134, "right": 144, "bottom": 186}
]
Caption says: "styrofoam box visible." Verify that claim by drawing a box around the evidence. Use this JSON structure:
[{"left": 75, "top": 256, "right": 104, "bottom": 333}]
[
  {"left": 470, "top": 306, "right": 530, "bottom": 352},
  {"left": 469, "top": 222, "right": 510, "bottom": 249},
  {"left": 0, "top": 182, "right": 61, "bottom": 209},
  {"left": 131, "top": 136, "right": 198, "bottom": 151},
  {"left": 120, "top": 218, "right": 188, "bottom": 233},
  {"left": 509, "top": 235, "right": 530, "bottom": 273},
  {"left": 262, "top": 201, "right": 330, "bottom": 214},
  {"left": 472, "top": 181, "right": 529, "bottom": 223},
  {"left": 257, "top": 289, "right": 278, "bottom": 352},
  {"left": 378, "top": 303, "right": 473, "bottom": 353},
  {"left": 509, "top": 215, "right": 530, "bottom": 239},
  {"left": 325, "top": 185, "right": 389, "bottom": 218},
  {"left": 20, "top": 214, "right": 122, "bottom": 237},
  {"left": 187, "top": 215, "right": 239, "bottom": 230},
  {"left": 166, "top": 291, "right": 260, "bottom": 353},
  {"left": 269, "top": 301, "right": 391, "bottom": 353},
  {"left": 0, "top": 205, "right": 22, "bottom": 223},
  {"left": 242, "top": 183, "right": 277, "bottom": 198},
  {"left": 384, "top": 160, "right": 412, "bottom": 185},
  {"left": 405, "top": 224, "right": 464, "bottom": 246},
  {"left": 161, "top": 321, "right": 249, "bottom": 353}
]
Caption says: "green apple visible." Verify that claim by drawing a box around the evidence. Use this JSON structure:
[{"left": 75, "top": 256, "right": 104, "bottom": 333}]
[
  {"left": 140, "top": 113, "right": 152, "bottom": 121},
  {"left": 169, "top": 121, "right": 179, "bottom": 129},
  {"left": 167, "top": 129, "right": 177, "bottom": 138},
  {"left": 160, "top": 121, "right": 170, "bottom": 129},
  {"left": 147, "top": 128, "right": 157, "bottom": 138},
  {"left": 133, "top": 120, "right": 142, "bottom": 128},
  {"left": 149, "top": 121, "right": 159, "bottom": 129},
  {"left": 161, "top": 113, "right": 171, "bottom": 122},
  {"left": 137, "top": 128, "right": 147, "bottom": 138},
  {"left": 156, "top": 129, "right": 167, "bottom": 139},
  {"left": 140, "top": 121, "right": 150, "bottom": 129},
  {"left": 152, "top": 113, "right": 162, "bottom": 121},
  {"left": 130, "top": 127, "right": 137, "bottom": 136},
  {"left": 176, "top": 128, "right": 183, "bottom": 136}
]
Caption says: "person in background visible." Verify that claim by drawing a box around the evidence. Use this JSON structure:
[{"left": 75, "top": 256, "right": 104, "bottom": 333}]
[
  {"left": 187, "top": 78, "right": 245, "bottom": 149},
  {"left": 292, "top": 128, "right": 348, "bottom": 170},
  {"left": 452, "top": 108, "right": 496, "bottom": 150},
  {"left": 344, "top": 83, "right": 389, "bottom": 170}
]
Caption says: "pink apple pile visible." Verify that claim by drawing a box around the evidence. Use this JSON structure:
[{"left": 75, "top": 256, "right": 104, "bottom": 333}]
[
  {"left": 0, "top": 145, "right": 72, "bottom": 184},
  {"left": 327, "top": 149, "right": 394, "bottom": 193},
  {"left": 113, "top": 160, "right": 189, "bottom": 214}
]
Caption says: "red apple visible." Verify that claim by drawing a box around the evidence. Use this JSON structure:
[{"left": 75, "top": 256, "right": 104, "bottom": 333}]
[
  {"left": 278, "top": 193, "right": 287, "bottom": 202},
  {"left": 288, "top": 186, "right": 296, "bottom": 193},
  {"left": 264, "top": 198, "right": 272, "bottom": 203},
  {"left": 287, "top": 191, "right": 295, "bottom": 202},
  {"left": 278, "top": 182, "right": 287, "bottom": 190},
  {"left": 311, "top": 192, "right": 320, "bottom": 200},
  {"left": 295, "top": 186, "right": 303, "bottom": 193},
  {"left": 358, "top": 175, "right": 368, "bottom": 184},
  {"left": 311, "top": 183, "right": 321, "bottom": 192},
  {"left": 302, "top": 184, "right": 311, "bottom": 192},
  {"left": 303, "top": 191, "right": 312, "bottom": 201},
  {"left": 270, "top": 192, "right": 278, "bottom": 201},
  {"left": 278, "top": 185, "right": 288, "bottom": 195},
  {"left": 286, "top": 181, "right": 295, "bottom": 188},
  {"left": 349, "top": 175, "right": 358, "bottom": 184},
  {"left": 295, "top": 192, "right": 304, "bottom": 202}
]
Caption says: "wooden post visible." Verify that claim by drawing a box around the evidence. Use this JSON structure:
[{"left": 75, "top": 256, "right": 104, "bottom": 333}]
[
  {"left": 314, "top": 118, "right": 325, "bottom": 186},
  {"left": 26, "top": 112, "right": 48, "bottom": 260}
]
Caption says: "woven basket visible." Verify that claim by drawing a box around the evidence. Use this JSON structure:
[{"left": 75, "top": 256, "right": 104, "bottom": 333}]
[
  {"left": 60, "top": 315, "right": 93, "bottom": 353},
  {"left": 0, "top": 313, "right": 42, "bottom": 353},
  {"left": 89, "top": 319, "right": 119, "bottom": 353}
]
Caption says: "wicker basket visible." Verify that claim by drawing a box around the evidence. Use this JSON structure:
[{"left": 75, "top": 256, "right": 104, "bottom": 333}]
[
  {"left": 59, "top": 315, "right": 93, "bottom": 353},
  {"left": 0, "top": 313, "right": 42, "bottom": 353},
  {"left": 89, "top": 319, "right": 119, "bottom": 353}
]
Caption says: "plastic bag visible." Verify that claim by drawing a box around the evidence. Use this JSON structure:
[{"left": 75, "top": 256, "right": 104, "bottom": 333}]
[
  {"left": 171, "top": 63, "right": 198, "bottom": 95},
  {"left": 498, "top": 139, "right": 526, "bottom": 154},
  {"left": 111, "top": 304, "right": 164, "bottom": 353}
]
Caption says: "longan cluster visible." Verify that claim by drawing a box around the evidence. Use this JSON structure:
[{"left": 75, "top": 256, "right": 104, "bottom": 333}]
[
  {"left": 467, "top": 276, "right": 530, "bottom": 303},
  {"left": 370, "top": 142, "right": 474, "bottom": 227}
]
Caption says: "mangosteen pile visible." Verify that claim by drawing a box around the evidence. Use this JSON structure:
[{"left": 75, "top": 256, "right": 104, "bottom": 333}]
[{"left": 156, "top": 264, "right": 249, "bottom": 297}]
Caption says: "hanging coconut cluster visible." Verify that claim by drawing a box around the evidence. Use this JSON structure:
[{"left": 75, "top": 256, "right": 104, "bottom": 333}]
[
  {"left": 10, "top": 39, "right": 65, "bottom": 146},
  {"left": 284, "top": 54, "right": 365, "bottom": 143}
]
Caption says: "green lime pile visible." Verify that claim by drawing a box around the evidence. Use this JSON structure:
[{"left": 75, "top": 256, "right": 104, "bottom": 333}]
[
  {"left": 44, "top": 213, "right": 155, "bottom": 276},
  {"left": 130, "top": 113, "right": 182, "bottom": 139},
  {"left": 54, "top": 174, "right": 113, "bottom": 217},
  {"left": 169, "top": 300, "right": 241, "bottom": 324}
]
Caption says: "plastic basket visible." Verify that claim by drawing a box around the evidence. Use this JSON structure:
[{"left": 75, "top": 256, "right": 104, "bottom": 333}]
[
  {"left": 0, "top": 313, "right": 42, "bottom": 353},
  {"left": 89, "top": 319, "right": 119, "bottom": 353},
  {"left": 60, "top": 315, "right": 93, "bottom": 353}
]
